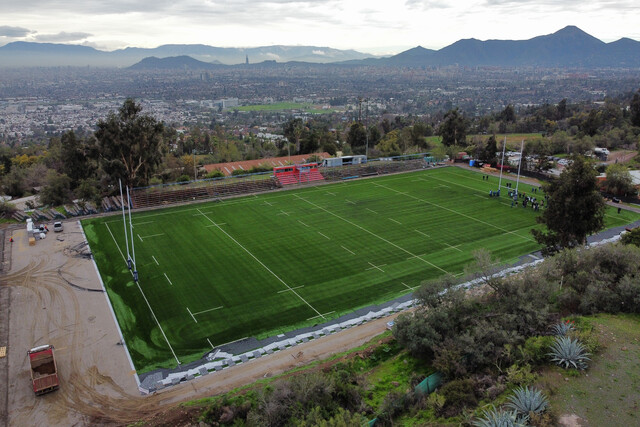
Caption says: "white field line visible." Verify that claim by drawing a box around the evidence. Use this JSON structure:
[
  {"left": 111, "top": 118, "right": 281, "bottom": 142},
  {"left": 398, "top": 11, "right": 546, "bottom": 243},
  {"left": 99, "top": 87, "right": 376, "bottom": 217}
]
[
  {"left": 278, "top": 210, "right": 291, "bottom": 216},
  {"left": 341, "top": 245, "right": 356, "bottom": 255},
  {"left": 308, "top": 311, "right": 335, "bottom": 320},
  {"left": 207, "top": 338, "right": 216, "bottom": 350},
  {"left": 374, "top": 182, "right": 535, "bottom": 243},
  {"left": 205, "top": 223, "right": 226, "bottom": 227},
  {"left": 278, "top": 285, "right": 304, "bottom": 293},
  {"left": 366, "top": 208, "right": 378, "bottom": 214},
  {"left": 325, "top": 192, "right": 336, "bottom": 196},
  {"left": 407, "top": 253, "right": 426, "bottom": 260},
  {"left": 134, "top": 221, "right": 155, "bottom": 226},
  {"left": 152, "top": 255, "right": 159, "bottom": 266},
  {"left": 294, "top": 194, "right": 449, "bottom": 274},
  {"left": 164, "top": 273, "right": 173, "bottom": 286},
  {"left": 187, "top": 307, "right": 197, "bottom": 323},
  {"left": 137, "top": 234, "right": 143, "bottom": 242},
  {"left": 192, "top": 305, "right": 224, "bottom": 316},
  {"left": 213, "top": 336, "right": 249, "bottom": 349},
  {"left": 263, "top": 201, "right": 274, "bottom": 206},
  {"left": 401, "top": 282, "right": 416, "bottom": 290},
  {"left": 346, "top": 199, "right": 356, "bottom": 205},
  {"left": 415, "top": 229, "right": 430, "bottom": 238},
  {"left": 388, "top": 218, "right": 402, "bottom": 225},
  {"left": 443, "top": 243, "right": 463, "bottom": 252},
  {"left": 298, "top": 220, "right": 310, "bottom": 227},
  {"left": 140, "top": 233, "right": 165, "bottom": 239},
  {"left": 318, "top": 231, "right": 331, "bottom": 240},
  {"left": 104, "top": 223, "right": 180, "bottom": 365},
  {"left": 197, "top": 208, "right": 325, "bottom": 319},
  {"left": 366, "top": 262, "right": 387, "bottom": 272}
]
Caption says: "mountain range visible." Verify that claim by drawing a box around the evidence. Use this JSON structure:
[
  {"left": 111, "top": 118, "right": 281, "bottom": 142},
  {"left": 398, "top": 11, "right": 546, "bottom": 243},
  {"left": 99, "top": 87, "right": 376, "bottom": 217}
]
[{"left": 1, "top": 26, "right": 639, "bottom": 69}]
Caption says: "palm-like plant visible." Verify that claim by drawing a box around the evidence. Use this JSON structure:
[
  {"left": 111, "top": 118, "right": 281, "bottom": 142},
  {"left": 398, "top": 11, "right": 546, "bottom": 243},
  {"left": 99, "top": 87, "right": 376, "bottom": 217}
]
[
  {"left": 548, "top": 336, "right": 591, "bottom": 370},
  {"left": 506, "top": 386, "right": 549, "bottom": 416},
  {"left": 472, "top": 406, "right": 528, "bottom": 427},
  {"left": 551, "top": 321, "right": 575, "bottom": 336}
]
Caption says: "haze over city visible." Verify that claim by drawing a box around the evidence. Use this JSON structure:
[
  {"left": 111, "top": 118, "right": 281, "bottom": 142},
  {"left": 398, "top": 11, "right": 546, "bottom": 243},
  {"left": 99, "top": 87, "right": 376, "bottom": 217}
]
[{"left": 1, "top": 0, "right": 639, "bottom": 54}]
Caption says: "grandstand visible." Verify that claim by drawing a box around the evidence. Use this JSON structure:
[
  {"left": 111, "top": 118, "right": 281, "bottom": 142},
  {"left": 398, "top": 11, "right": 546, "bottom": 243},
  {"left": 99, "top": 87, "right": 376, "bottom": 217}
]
[{"left": 274, "top": 163, "right": 324, "bottom": 185}]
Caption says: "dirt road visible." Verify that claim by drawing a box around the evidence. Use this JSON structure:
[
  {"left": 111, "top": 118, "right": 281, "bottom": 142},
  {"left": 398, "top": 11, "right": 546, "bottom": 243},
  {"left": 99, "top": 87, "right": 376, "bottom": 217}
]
[{"left": 1, "top": 220, "right": 399, "bottom": 426}]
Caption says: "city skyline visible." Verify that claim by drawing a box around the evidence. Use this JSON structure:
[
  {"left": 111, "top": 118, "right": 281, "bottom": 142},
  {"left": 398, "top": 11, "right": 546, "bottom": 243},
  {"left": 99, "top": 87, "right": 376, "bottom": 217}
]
[{"left": 0, "top": 0, "right": 639, "bottom": 55}]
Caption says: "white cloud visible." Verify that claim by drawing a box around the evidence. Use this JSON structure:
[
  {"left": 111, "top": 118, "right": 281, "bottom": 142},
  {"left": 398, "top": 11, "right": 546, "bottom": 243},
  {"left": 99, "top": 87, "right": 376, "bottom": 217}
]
[{"left": 34, "top": 31, "right": 93, "bottom": 43}]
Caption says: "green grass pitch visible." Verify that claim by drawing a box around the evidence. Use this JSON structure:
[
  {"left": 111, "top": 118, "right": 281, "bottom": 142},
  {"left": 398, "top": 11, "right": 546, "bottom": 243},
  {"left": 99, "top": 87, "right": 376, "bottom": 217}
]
[{"left": 81, "top": 167, "right": 640, "bottom": 373}]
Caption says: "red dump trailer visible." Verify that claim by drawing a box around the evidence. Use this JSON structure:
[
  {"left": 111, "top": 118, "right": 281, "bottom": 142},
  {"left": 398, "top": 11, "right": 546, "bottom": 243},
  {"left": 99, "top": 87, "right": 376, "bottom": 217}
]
[{"left": 28, "top": 344, "right": 59, "bottom": 395}]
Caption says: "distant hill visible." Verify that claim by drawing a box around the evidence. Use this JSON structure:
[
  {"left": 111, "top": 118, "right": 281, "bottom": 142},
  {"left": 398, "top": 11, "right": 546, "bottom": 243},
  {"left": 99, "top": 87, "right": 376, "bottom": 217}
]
[
  {"left": 376, "top": 26, "right": 640, "bottom": 68},
  {"left": 0, "top": 42, "right": 374, "bottom": 68},
  {"left": 1, "top": 26, "right": 639, "bottom": 68},
  {"left": 128, "top": 56, "right": 222, "bottom": 70}
]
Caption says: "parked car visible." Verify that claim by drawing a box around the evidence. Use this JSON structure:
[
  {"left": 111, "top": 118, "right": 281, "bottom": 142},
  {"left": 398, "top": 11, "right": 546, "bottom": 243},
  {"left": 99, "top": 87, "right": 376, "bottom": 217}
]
[{"left": 53, "top": 222, "right": 63, "bottom": 232}]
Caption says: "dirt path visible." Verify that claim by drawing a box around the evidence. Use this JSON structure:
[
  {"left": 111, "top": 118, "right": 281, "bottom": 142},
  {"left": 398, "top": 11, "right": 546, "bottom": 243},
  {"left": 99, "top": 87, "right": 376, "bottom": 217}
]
[{"left": 1, "top": 221, "right": 400, "bottom": 426}]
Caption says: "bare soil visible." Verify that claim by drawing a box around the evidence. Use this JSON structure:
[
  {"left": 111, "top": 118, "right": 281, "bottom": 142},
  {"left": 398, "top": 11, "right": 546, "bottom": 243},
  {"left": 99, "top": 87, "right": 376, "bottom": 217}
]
[{"left": 0, "top": 220, "right": 400, "bottom": 426}]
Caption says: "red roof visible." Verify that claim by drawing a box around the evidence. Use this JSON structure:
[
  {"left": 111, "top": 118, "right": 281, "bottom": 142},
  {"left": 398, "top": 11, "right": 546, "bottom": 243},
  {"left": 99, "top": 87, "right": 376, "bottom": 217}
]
[{"left": 203, "top": 153, "right": 330, "bottom": 176}]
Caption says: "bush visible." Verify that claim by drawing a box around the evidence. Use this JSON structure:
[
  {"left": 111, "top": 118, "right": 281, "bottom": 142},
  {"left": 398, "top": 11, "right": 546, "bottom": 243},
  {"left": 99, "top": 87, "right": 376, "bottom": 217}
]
[
  {"left": 520, "top": 335, "right": 555, "bottom": 365},
  {"left": 0, "top": 201, "right": 17, "bottom": 219},
  {"left": 176, "top": 174, "right": 191, "bottom": 183},
  {"left": 505, "top": 364, "right": 537, "bottom": 387},
  {"left": 473, "top": 406, "right": 527, "bottom": 427},
  {"left": 206, "top": 169, "right": 225, "bottom": 179},
  {"left": 505, "top": 386, "right": 549, "bottom": 416},
  {"left": 439, "top": 378, "right": 478, "bottom": 416}
]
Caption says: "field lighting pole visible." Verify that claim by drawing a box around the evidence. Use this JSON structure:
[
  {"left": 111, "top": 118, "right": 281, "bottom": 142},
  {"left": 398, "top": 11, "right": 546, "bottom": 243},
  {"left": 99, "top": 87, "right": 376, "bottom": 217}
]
[{"left": 119, "top": 179, "right": 131, "bottom": 270}]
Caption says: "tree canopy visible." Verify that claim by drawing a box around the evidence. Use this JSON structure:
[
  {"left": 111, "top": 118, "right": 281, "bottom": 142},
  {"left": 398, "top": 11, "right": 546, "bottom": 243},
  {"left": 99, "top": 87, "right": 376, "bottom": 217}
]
[
  {"left": 532, "top": 156, "right": 606, "bottom": 255},
  {"left": 439, "top": 108, "right": 467, "bottom": 147},
  {"left": 94, "top": 99, "right": 165, "bottom": 188}
]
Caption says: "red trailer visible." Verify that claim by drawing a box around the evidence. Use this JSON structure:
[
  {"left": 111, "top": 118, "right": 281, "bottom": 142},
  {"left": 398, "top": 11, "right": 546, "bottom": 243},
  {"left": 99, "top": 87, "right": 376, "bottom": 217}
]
[{"left": 28, "top": 344, "right": 59, "bottom": 395}]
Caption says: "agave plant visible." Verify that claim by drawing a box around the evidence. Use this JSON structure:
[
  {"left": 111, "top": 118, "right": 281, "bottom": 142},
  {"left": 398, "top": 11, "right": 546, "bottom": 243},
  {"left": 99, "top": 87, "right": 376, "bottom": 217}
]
[
  {"left": 506, "top": 386, "right": 549, "bottom": 416},
  {"left": 472, "top": 405, "right": 528, "bottom": 427},
  {"left": 551, "top": 321, "right": 575, "bottom": 336},
  {"left": 548, "top": 336, "right": 591, "bottom": 370}
]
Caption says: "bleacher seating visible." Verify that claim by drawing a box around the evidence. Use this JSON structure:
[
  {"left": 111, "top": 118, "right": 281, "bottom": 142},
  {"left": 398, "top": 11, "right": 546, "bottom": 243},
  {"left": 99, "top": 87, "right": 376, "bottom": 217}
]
[
  {"left": 299, "top": 169, "right": 324, "bottom": 183},
  {"left": 277, "top": 174, "right": 299, "bottom": 185}
]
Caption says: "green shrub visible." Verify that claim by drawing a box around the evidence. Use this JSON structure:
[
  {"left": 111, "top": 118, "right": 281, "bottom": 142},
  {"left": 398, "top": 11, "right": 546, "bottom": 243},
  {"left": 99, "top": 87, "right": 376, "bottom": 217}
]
[
  {"left": 148, "top": 176, "right": 163, "bottom": 185},
  {"left": 548, "top": 336, "right": 591, "bottom": 370},
  {"left": 177, "top": 174, "right": 191, "bottom": 182},
  {"left": 439, "top": 378, "right": 478, "bottom": 416},
  {"left": 206, "top": 169, "right": 224, "bottom": 179},
  {"left": 521, "top": 336, "right": 555, "bottom": 365},
  {"left": 505, "top": 364, "right": 537, "bottom": 387},
  {"left": 425, "top": 392, "right": 446, "bottom": 413}
]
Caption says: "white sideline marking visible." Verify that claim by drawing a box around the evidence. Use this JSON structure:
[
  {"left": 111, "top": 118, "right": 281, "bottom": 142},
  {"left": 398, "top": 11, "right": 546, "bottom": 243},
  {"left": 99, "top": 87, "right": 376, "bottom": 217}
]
[
  {"left": 207, "top": 338, "right": 215, "bottom": 350},
  {"left": 137, "top": 234, "right": 143, "bottom": 242},
  {"left": 198, "top": 208, "right": 325, "bottom": 319},
  {"left": 134, "top": 221, "right": 155, "bottom": 226},
  {"left": 104, "top": 222, "right": 181, "bottom": 365},
  {"left": 278, "top": 210, "right": 292, "bottom": 216},
  {"left": 474, "top": 194, "right": 486, "bottom": 199},
  {"left": 187, "top": 307, "right": 197, "bottom": 323},
  {"left": 206, "top": 223, "right": 226, "bottom": 227},
  {"left": 263, "top": 201, "right": 273, "bottom": 206},
  {"left": 443, "top": 243, "right": 463, "bottom": 252},
  {"left": 341, "top": 245, "right": 356, "bottom": 255},
  {"left": 366, "top": 262, "right": 387, "bottom": 272},
  {"left": 402, "top": 282, "right": 416, "bottom": 290},
  {"left": 529, "top": 253, "right": 540, "bottom": 260},
  {"left": 294, "top": 194, "right": 448, "bottom": 274},
  {"left": 214, "top": 336, "right": 249, "bottom": 348},
  {"left": 388, "top": 218, "right": 402, "bottom": 225},
  {"left": 375, "top": 182, "right": 535, "bottom": 243},
  {"left": 152, "top": 255, "right": 159, "bottom": 266},
  {"left": 415, "top": 229, "right": 430, "bottom": 238},
  {"left": 318, "top": 232, "right": 331, "bottom": 240},
  {"left": 278, "top": 285, "right": 304, "bottom": 293},
  {"left": 298, "top": 220, "right": 310, "bottom": 227},
  {"left": 407, "top": 253, "right": 426, "bottom": 260},
  {"left": 192, "top": 305, "right": 224, "bottom": 316},
  {"left": 140, "top": 233, "right": 165, "bottom": 239},
  {"left": 345, "top": 199, "right": 356, "bottom": 205},
  {"left": 366, "top": 208, "right": 377, "bottom": 214},
  {"left": 308, "top": 311, "right": 335, "bottom": 321},
  {"left": 164, "top": 273, "right": 173, "bottom": 286},
  {"left": 325, "top": 192, "right": 336, "bottom": 196}
]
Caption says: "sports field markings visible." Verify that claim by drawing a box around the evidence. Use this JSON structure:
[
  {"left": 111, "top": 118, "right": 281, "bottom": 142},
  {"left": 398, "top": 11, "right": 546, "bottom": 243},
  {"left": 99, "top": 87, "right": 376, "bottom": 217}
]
[
  {"left": 366, "top": 262, "right": 387, "bottom": 272},
  {"left": 345, "top": 199, "right": 356, "bottom": 205},
  {"left": 374, "top": 183, "right": 535, "bottom": 243},
  {"left": 278, "top": 285, "right": 304, "bottom": 293},
  {"left": 325, "top": 191, "right": 336, "bottom": 196},
  {"left": 134, "top": 221, "right": 155, "bottom": 226},
  {"left": 366, "top": 208, "right": 378, "bottom": 214},
  {"left": 207, "top": 338, "right": 215, "bottom": 350},
  {"left": 137, "top": 234, "right": 143, "bottom": 242},
  {"left": 104, "top": 222, "right": 181, "bottom": 365},
  {"left": 308, "top": 311, "right": 335, "bottom": 321},
  {"left": 140, "top": 233, "right": 165, "bottom": 240},
  {"left": 263, "top": 201, "right": 274, "bottom": 206},
  {"left": 192, "top": 305, "right": 224, "bottom": 316},
  {"left": 187, "top": 307, "right": 197, "bottom": 323},
  {"left": 443, "top": 243, "right": 463, "bottom": 252},
  {"left": 318, "top": 231, "right": 331, "bottom": 240},
  {"left": 152, "top": 255, "right": 159, "bottom": 266},
  {"left": 293, "top": 194, "right": 449, "bottom": 274},
  {"left": 278, "top": 210, "right": 293, "bottom": 216},
  {"left": 388, "top": 218, "right": 402, "bottom": 225},
  {"left": 401, "top": 282, "right": 417, "bottom": 290},
  {"left": 164, "top": 273, "right": 173, "bottom": 286},
  {"left": 298, "top": 220, "right": 310, "bottom": 227},
  {"left": 341, "top": 245, "right": 356, "bottom": 255},
  {"left": 205, "top": 222, "right": 226, "bottom": 227},
  {"left": 415, "top": 229, "right": 430, "bottom": 238},
  {"left": 197, "top": 208, "right": 325, "bottom": 319}
]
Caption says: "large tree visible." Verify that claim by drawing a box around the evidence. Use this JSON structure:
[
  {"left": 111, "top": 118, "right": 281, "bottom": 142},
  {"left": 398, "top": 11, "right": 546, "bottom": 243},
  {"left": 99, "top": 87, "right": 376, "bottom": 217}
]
[
  {"left": 439, "top": 108, "right": 467, "bottom": 147},
  {"left": 346, "top": 122, "right": 367, "bottom": 154},
  {"left": 532, "top": 156, "right": 606, "bottom": 255},
  {"left": 95, "top": 99, "right": 165, "bottom": 188},
  {"left": 604, "top": 163, "right": 636, "bottom": 197},
  {"left": 630, "top": 89, "right": 640, "bottom": 127}
]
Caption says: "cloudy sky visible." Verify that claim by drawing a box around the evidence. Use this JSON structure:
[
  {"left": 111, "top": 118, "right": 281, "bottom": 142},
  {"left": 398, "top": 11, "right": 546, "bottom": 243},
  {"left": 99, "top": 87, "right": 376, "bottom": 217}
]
[{"left": 0, "top": 0, "right": 638, "bottom": 54}]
